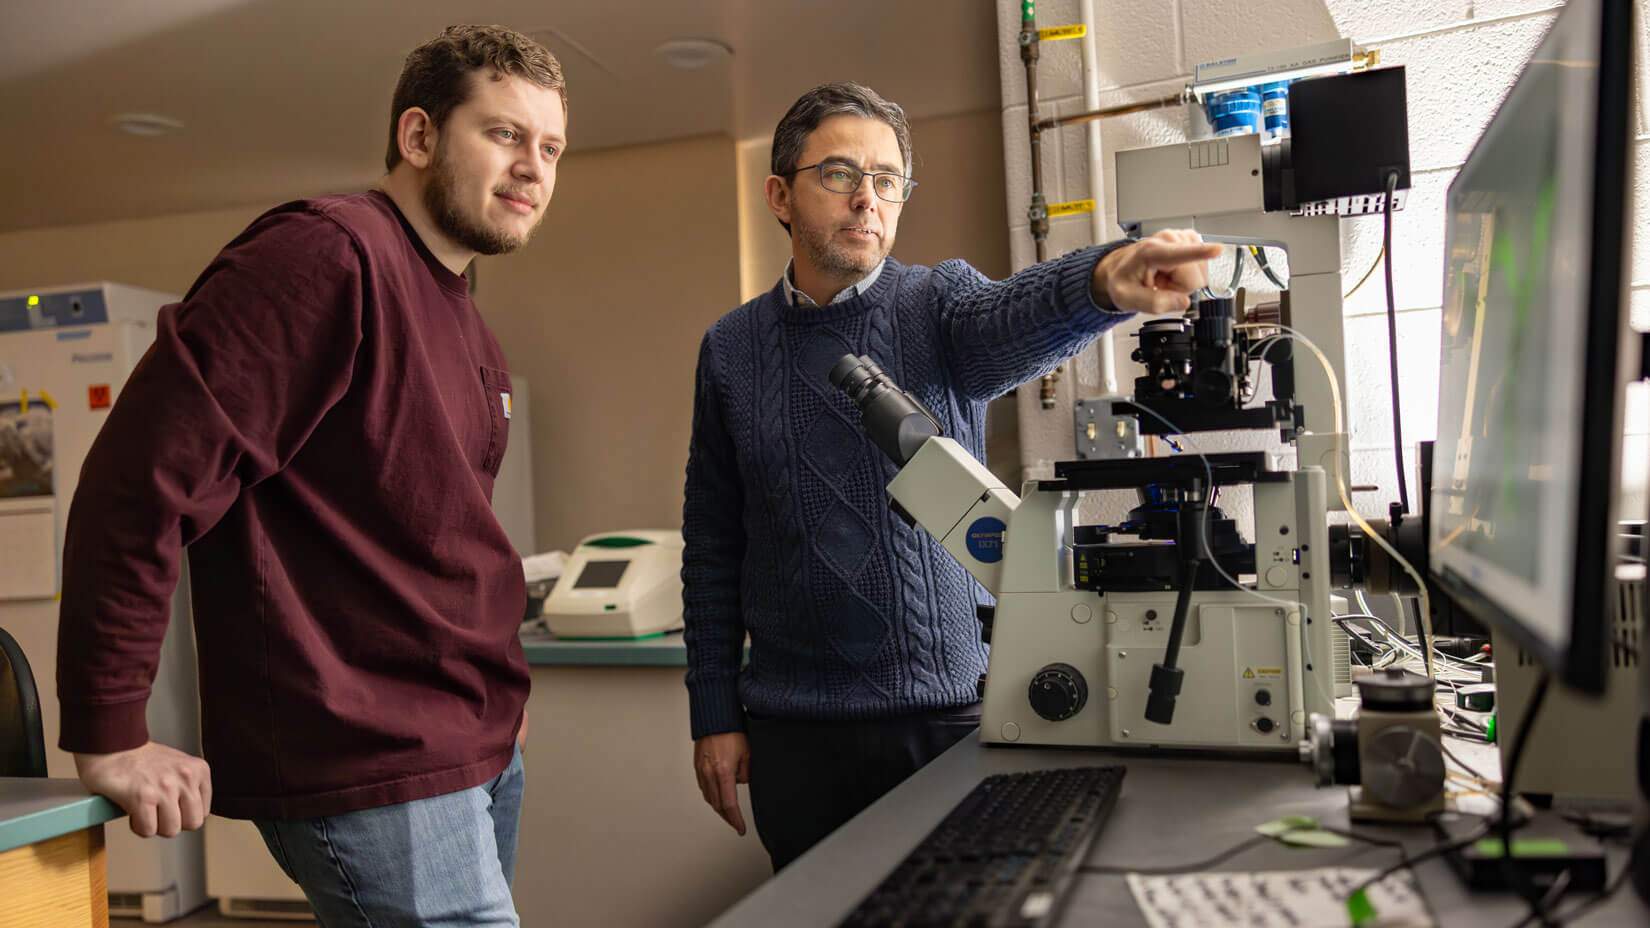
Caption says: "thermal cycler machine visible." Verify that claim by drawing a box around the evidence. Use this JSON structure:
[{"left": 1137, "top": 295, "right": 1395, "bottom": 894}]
[{"left": 541, "top": 530, "right": 684, "bottom": 639}]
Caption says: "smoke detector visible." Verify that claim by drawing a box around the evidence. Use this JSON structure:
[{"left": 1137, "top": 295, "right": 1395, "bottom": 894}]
[
  {"left": 111, "top": 113, "right": 185, "bottom": 137},
  {"left": 654, "top": 38, "right": 732, "bottom": 71}
]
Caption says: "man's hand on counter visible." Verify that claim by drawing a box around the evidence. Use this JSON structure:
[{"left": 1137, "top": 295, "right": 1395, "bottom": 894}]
[
  {"left": 693, "top": 731, "right": 750, "bottom": 836},
  {"left": 74, "top": 742, "right": 212, "bottom": 838}
]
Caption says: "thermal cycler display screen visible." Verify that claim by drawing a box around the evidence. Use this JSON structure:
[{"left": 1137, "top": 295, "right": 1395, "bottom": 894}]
[{"left": 573, "top": 560, "right": 629, "bottom": 589}]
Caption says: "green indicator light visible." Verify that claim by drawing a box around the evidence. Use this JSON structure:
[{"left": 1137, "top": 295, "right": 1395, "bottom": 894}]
[{"left": 27, "top": 295, "right": 40, "bottom": 306}]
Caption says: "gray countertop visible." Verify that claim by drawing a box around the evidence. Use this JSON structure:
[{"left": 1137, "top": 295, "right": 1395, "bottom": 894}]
[
  {"left": 708, "top": 735, "right": 1648, "bottom": 927},
  {"left": 519, "top": 629, "right": 691, "bottom": 666},
  {"left": 0, "top": 778, "right": 123, "bottom": 854},
  {"left": 520, "top": 628, "right": 751, "bottom": 668}
]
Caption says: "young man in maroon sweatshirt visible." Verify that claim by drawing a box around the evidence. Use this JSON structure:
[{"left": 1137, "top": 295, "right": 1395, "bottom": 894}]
[{"left": 55, "top": 25, "right": 565, "bottom": 926}]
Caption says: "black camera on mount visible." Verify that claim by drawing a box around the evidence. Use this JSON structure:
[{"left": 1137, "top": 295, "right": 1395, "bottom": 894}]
[
  {"left": 1133, "top": 296, "right": 1241, "bottom": 406},
  {"left": 1119, "top": 295, "right": 1299, "bottom": 440}
]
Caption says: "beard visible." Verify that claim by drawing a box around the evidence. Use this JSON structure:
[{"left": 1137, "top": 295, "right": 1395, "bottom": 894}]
[
  {"left": 422, "top": 142, "right": 538, "bottom": 256},
  {"left": 794, "top": 215, "right": 891, "bottom": 281}
]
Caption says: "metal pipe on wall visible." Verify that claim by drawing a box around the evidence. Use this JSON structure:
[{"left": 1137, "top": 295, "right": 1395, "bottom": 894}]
[
  {"left": 1019, "top": 1, "right": 1049, "bottom": 263},
  {"left": 1079, "top": 0, "right": 1117, "bottom": 396},
  {"left": 1020, "top": 2, "right": 1064, "bottom": 409}
]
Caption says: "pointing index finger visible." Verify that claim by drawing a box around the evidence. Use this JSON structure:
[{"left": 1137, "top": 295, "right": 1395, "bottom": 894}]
[{"left": 1139, "top": 240, "right": 1225, "bottom": 266}]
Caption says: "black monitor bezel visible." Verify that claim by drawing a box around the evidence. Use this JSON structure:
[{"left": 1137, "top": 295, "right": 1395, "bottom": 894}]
[{"left": 1430, "top": 0, "right": 1633, "bottom": 695}]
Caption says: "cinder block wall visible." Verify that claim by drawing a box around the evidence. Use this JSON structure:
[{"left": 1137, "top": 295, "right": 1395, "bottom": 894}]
[{"left": 995, "top": 0, "right": 1648, "bottom": 526}]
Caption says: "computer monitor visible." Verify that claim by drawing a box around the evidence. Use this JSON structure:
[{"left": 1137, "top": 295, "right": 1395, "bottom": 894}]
[{"left": 1428, "top": 0, "right": 1636, "bottom": 695}]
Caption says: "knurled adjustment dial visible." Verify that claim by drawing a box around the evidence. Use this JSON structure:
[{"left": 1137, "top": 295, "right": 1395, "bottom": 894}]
[{"left": 1028, "top": 663, "right": 1088, "bottom": 721}]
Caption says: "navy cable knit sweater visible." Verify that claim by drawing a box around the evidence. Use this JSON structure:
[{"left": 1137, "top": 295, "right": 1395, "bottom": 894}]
[{"left": 682, "top": 245, "right": 1130, "bottom": 739}]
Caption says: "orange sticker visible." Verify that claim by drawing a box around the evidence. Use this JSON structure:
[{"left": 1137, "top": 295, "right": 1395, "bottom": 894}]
[{"left": 89, "top": 384, "right": 111, "bottom": 409}]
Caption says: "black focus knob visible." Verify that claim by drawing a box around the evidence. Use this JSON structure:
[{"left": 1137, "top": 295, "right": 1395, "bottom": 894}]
[{"left": 1028, "top": 663, "right": 1088, "bottom": 721}]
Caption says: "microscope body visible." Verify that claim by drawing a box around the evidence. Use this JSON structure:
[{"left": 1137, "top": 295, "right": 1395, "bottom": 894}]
[{"left": 887, "top": 435, "right": 1340, "bottom": 754}]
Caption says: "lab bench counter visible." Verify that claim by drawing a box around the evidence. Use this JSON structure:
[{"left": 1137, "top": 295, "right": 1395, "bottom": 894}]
[
  {"left": 707, "top": 735, "right": 1649, "bottom": 927},
  {"left": 0, "top": 779, "right": 122, "bottom": 853},
  {"left": 519, "top": 628, "right": 692, "bottom": 665},
  {"left": 1, "top": 779, "right": 123, "bottom": 927},
  {"left": 512, "top": 640, "right": 770, "bottom": 927},
  {"left": 519, "top": 629, "right": 750, "bottom": 666}
]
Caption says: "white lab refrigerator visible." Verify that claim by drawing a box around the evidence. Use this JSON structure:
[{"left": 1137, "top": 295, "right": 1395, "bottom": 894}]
[{"left": 0, "top": 282, "right": 207, "bottom": 921}]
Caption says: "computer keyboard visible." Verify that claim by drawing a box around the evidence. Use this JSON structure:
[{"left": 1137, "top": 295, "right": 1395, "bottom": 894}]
[{"left": 839, "top": 765, "right": 1126, "bottom": 928}]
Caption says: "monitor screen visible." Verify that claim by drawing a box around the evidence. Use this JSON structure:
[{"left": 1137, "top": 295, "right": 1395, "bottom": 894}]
[
  {"left": 1428, "top": 0, "right": 1633, "bottom": 690},
  {"left": 573, "top": 560, "right": 630, "bottom": 590}
]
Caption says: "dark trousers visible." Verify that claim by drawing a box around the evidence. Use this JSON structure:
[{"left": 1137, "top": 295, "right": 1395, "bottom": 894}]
[{"left": 746, "top": 703, "right": 982, "bottom": 872}]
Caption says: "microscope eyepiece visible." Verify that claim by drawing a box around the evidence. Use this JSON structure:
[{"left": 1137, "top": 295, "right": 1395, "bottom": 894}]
[
  {"left": 829, "top": 355, "right": 888, "bottom": 406},
  {"left": 831, "top": 354, "right": 943, "bottom": 467}
]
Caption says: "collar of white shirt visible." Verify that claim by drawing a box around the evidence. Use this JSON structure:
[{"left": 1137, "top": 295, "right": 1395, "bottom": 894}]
[{"left": 780, "top": 258, "right": 886, "bottom": 308}]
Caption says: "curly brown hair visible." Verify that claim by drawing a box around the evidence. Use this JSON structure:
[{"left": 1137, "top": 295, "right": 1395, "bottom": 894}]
[{"left": 385, "top": 25, "right": 566, "bottom": 172}]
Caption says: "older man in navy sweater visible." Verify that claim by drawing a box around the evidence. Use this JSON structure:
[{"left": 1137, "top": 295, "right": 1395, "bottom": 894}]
[{"left": 683, "top": 81, "right": 1221, "bottom": 870}]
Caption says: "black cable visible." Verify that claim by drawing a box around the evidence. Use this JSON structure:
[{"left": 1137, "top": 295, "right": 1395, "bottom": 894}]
[
  {"left": 1513, "top": 871, "right": 1576, "bottom": 928},
  {"left": 1500, "top": 672, "right": 1556, "bottom": 926},
  {"left": 1317, "top": 825, "right": 1410, "bottom": 858},
  {"left": 1082, "top": 825, "right": 1401, "bottom": 876},
  {"left": 1543, "top": 833, "right": 1644, "bottom": 925},
  {"left": 1197, "top": 247, "right": 1246, "bottom": 300},
  {"left": 1557, "top": 811, "right": 1633, "bottom": 843},
  {"left": 1249, "top": 246, "right": 1288, "bottom": 290},
  {"left": 1382, "top": 170, "right": 1410, "bottom": 515},
  {"left": 1081, "top": 834, "right": 1273, "bottom": 875},
  {"left": 1226, "top": 246, "right": 1246, "bottom": 293},
  {"left": 1347, "top": 817, "right": 1492, "bottom": 898}
]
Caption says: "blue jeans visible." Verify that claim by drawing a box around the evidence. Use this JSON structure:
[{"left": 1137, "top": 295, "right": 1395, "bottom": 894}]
[{"left": 254, "top": 745, "right": 525, "bottom": 927}]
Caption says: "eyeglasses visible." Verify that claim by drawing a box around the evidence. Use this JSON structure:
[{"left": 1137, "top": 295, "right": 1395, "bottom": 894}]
[{"left": 787, "top": 161, "right": 916, "bottom": 203}]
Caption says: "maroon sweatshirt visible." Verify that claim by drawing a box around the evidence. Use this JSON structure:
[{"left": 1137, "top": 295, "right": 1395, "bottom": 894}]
[{"left": 57, "top": 191, "right": 529, "bottom": 819}]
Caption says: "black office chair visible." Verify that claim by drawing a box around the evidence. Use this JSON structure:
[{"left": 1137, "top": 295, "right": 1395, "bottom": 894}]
[{"left": 0, "top": 625, "right": 48, "bottom": 777}]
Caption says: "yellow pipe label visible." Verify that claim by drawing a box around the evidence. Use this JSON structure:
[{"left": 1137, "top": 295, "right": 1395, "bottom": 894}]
[
  {"left": 1046, "top": 199, "right": 1095, "bottom": 218},
  {"left": 1038, "top": 24, "right": 1086, "bottom": 41}
]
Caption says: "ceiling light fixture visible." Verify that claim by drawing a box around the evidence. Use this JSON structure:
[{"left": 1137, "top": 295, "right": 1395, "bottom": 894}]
[
  {"left": 654, "top": 38, "right": 732, "bottom": 71},
  {"left": 111, "top": 113, "right": 185, "bottom": 137}
]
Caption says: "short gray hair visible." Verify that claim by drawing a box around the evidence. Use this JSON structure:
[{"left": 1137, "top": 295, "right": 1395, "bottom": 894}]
[{"left": 770, "top": 83, "right": 912, "bottom": 233}]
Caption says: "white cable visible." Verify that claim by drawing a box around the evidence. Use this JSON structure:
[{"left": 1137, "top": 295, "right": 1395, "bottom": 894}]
[
  {"left": 1353, "top": 588, "right": 1374, "bottom": 619},
  {"left": 1336, "top": 613, "right": 1484, "bottom": 674},
  {"left": 1234, "top": 323, "right": 1439, "bottom": 689}
]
